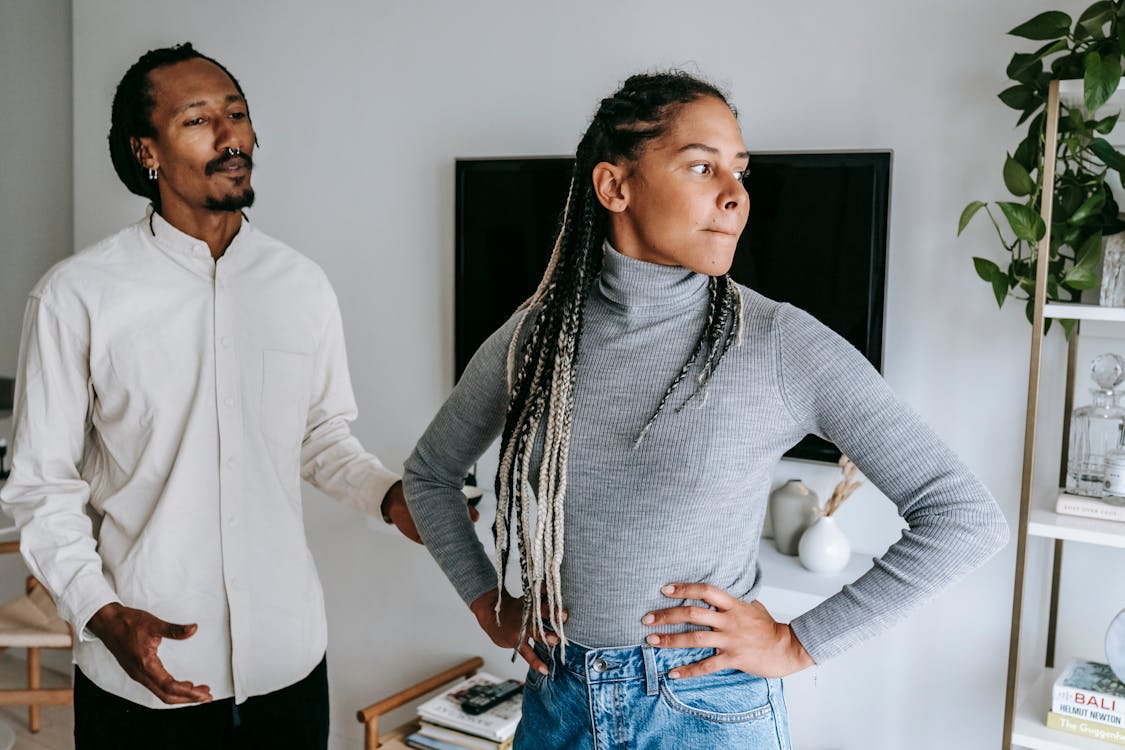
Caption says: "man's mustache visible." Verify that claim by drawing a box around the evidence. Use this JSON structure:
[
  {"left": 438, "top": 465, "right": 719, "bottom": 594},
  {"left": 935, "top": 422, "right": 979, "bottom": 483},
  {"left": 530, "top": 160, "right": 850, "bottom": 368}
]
[{"left": 205, "top": 150, "right": 253, "bottom": 175}]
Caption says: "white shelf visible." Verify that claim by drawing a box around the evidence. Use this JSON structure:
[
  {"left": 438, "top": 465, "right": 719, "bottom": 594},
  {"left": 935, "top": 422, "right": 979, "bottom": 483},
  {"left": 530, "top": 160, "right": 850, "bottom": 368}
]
[
  {"left": 1012, "top": 668, "right": 1108, "bottom": 750},
  {"left": 756, "top": 540, "right": 873, "bottom": 619},
  {"left": 1043, "top": 303, "right": 1125, "bottom": 322},
  {"left": 1028, "top": 508, "right": 1125, "bottom": 548}
]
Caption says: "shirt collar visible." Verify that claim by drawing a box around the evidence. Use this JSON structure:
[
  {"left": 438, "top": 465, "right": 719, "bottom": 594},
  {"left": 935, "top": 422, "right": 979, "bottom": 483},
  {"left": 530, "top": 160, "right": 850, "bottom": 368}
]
[{"left": 143, "top": 205, "right": 252, "bottom": 263}]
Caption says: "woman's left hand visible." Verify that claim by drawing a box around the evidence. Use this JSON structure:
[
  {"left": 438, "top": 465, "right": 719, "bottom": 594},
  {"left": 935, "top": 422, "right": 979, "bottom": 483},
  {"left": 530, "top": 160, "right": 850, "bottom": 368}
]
[{"left": 641, "top": 583, "right": 815, "bottom": 679}]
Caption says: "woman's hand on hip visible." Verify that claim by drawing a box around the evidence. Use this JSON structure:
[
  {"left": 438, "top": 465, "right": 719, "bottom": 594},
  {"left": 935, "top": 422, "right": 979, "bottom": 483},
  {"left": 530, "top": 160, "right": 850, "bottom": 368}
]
[{"left": 641, "top": 582, "right": 814, "bottom": 679}]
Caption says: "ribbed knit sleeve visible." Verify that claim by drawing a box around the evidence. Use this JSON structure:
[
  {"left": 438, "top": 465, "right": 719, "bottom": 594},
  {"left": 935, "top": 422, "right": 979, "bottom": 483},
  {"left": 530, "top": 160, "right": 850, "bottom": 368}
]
[
  {"left": 777, "top": 303, "right": 1009, "bottom": 662},
  {"left": 402, "top": 312, "right": 526, "bottom": 607}
]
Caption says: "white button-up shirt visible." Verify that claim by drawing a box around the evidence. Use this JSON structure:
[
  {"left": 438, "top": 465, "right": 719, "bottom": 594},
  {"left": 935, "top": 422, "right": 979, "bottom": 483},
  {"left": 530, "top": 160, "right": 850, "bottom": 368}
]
[{"left": 1, "top": 209, "right": 398, "bottom": 707}]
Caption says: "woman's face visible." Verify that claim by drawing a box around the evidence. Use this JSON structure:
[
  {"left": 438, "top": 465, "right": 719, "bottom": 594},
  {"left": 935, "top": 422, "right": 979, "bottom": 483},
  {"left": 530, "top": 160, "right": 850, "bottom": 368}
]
[{"left": 598, "top": 95, "right": 750, "bottom": 276}]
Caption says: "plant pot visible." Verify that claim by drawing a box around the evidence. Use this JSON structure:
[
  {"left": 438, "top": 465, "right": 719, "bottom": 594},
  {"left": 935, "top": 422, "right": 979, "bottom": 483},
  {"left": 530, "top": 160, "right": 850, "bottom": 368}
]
[
  {"left": 798, "top": 515, "right": 851, "bottom": 574},
  {"left": 769, "top": 479, "right": 818, "bottom": 556}
]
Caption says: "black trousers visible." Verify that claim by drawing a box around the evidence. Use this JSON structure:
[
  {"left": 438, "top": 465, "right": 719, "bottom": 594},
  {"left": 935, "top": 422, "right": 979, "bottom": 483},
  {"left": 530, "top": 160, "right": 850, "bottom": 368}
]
[{"left": 74, "top": 655, "right": 329, "bottom": 750}]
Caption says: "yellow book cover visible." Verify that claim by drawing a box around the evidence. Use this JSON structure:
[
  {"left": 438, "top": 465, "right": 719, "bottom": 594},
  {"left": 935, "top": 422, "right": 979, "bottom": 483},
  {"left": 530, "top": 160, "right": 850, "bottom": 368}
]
[{"left": 1047, "top": 711, "right": 1125, "bottom": 746}]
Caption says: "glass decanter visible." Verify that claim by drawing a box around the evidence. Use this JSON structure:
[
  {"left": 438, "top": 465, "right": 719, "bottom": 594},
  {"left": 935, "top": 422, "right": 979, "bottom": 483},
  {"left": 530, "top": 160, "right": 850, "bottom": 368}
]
[{"left": 1067, "top": 353, "right": 1125, "bottom": 497}]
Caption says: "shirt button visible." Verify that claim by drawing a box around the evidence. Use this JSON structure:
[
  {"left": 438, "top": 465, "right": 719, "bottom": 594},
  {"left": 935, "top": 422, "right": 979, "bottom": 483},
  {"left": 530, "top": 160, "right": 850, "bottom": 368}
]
[
  {"left": 220, "top": 336, "right": 231, "bottom": 348},
  {"left": 228, "top": 516, "right": 238, "bottom": 527},
  {"left": 229, "top": 577, "right": 239, "bottom": 588},
  {"left": 592, "top": 658, "right": 608, "bottom": 673},
  {"left": 223, "top": 396, "right": 234, "bottom": 407},
  {"left": 226, "top": 456, "right": 239, "bottom": 468}
]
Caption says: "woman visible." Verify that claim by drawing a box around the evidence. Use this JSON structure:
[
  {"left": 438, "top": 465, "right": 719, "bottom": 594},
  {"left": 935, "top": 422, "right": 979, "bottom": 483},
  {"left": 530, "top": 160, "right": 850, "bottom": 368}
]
[{"left": 403, "top": 71, "right": 1008, "bottom": 749}]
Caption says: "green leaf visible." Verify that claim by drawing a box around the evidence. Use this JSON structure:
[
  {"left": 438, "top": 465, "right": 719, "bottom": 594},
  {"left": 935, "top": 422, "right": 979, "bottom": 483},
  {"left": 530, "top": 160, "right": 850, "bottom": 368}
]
[
  {"left": 1014, "top": 133, "right": 1038, "bottom": 170},
  {"left": 1063, "top": 232, "right": 1103, "bottom": 289},
  {"left": 1093, "top": 112, "right": 1120, "bottom": 133},
  {"left": 1003, "top": 153, "right": 1036, "bottom": 196},
  {"left": 959, "top": 201, "right": 988, "bottom": 235},
  {"left": 1085, "top": 50, "right": 1122, "bottom": 111},
  {"left": 999, "top": 85, "right": 1037, "bottom": 111},
  {"left": 1077, "top": 1, "right": 1114, "bottom": 37},
  {"left": 1009, "top": 10, "right": 1072, "bottom": 39},
  {"left": 1025, "top": 297, "right": 1036, "bottom": 325},
  {"left": 1068, "top": 191, "right": 1107, "bottom": 224},
  {"left": 1033, "top": 38, "right": 1071, "bottom": 59},
  {"left": 992, "top": 272, "right": 1010, "bottom": 307},
  {"left": 1061, "top": 318, "right": 1078, "bottom": 339},
  {"left": 999, "top": 201, "right": 1047, "bottom": 243},
  {"left": 973, "top": 256, "right": 1003, "bottom": 282},
  {"left": 1007, "top": 52, "right": 1043, "bottom": 84},
  {"left": 1091, "top": 137, "right": 1125, "bottom": 171}
]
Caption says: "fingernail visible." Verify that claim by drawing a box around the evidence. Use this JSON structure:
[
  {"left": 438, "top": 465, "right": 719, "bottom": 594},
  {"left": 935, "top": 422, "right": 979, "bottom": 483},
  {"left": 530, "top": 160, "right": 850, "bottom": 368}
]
[
  {"left": 641, "top": 614, "right": 655, "bottom": 625},
  {"left": 646, "top": 634, "right": 659, "bottom": 645},
  {"left": 538, "top": 665, "right": 549, "bottom": 675},
  {"left": 661, "top": 585, "right": 675, "bottom": 595},
  {"left": 669, "top": 670, "right": 680, "bottom": 679},
  {"left": 548, "top": 635, "right": 559, "bottom": 645}
]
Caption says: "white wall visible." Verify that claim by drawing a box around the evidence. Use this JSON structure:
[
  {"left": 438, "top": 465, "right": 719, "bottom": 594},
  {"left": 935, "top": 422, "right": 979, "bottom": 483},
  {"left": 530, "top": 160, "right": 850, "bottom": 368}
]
[
  {"left": 55, "top": 1, "right": 1112, "bottom": 748},
  {"left": 0, "top": 0, "right": 72, "bottom": 615}
]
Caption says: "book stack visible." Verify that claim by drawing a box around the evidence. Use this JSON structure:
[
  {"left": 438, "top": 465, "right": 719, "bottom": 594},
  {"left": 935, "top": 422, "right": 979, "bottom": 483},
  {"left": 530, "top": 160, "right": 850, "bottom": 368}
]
[
  {"left": 405, "top": 672, "right": 521, "bottom": 750},
  {"left": 1047, "top": 658, "right": 1125, "bottom": 746},
  {"left": 1055, "top": 492, "right": 1125, "bottom": 523}
]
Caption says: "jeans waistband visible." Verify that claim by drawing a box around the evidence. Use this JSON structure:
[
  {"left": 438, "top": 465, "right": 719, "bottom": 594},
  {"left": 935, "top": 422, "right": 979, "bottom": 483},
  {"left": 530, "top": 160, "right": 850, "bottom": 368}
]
[{"left": 541, "top": 640, "right": 719, "bottom": 697}]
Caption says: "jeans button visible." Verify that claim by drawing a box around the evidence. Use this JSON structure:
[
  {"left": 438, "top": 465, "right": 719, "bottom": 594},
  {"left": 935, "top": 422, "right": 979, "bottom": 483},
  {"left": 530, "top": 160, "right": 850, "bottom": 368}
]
[{"left": 592, "top": 658, "right": 608, "bottom": 673}]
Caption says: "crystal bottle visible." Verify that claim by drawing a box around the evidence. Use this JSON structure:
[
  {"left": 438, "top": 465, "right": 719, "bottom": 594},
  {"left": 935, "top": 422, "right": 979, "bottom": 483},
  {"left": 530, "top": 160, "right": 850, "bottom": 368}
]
[{"left": 1067, "top": 353, "right": 1125, "bottom": 497}]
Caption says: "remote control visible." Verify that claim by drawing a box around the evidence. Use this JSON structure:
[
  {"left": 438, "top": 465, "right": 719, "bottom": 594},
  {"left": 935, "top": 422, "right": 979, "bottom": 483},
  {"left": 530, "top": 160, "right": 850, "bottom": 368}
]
[{"left": 460, "top": 679, "right": 523, "bottom": 715}]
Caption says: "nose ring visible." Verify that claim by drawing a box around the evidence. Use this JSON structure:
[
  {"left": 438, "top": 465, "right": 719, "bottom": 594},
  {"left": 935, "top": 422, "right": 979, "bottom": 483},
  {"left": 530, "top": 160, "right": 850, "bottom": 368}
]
[{"left": 228, "top": 147, "right": 240, "bottom": 156}]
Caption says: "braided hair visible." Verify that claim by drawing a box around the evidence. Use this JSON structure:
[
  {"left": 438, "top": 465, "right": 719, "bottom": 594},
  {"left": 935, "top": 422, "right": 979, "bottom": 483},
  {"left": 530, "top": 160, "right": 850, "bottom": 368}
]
[
  {"left": 108, "top": 43, "right": 252, "bottom": 212},
  {"left": 494, "top": 71, "right": 745, "bottom": 649}
]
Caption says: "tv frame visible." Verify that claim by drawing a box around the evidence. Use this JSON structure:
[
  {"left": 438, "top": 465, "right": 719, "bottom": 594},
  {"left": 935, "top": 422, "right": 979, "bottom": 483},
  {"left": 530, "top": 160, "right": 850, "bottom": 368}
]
[{"left": 454, "top": 151, "right": 891, "bottom": 464}]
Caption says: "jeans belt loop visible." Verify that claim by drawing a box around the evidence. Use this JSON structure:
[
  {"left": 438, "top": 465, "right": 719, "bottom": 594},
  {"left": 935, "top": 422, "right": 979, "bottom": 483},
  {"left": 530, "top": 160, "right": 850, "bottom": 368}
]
[{"left": 642, "top": 645, "right": 659, "bottom": 696}]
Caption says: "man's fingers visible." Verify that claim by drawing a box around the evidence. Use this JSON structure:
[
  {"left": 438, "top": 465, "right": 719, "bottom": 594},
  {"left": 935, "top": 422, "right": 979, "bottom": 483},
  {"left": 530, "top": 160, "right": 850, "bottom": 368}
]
[
  {"left": 518, "top": 640, "right": 549, "bottom": 676},
  {"left": 468, "top": 507, "right": 481, "bottom": 523},
  {"left": 666, "top": 654, "right": 727, "bottom": 681},
  {"left": 642, "top": 605, "right": 723, "bottom": 630},
  {"left": 660, "top": 583, "right": 737, "bottom": 611},
  {"left": 159, "top": 621, "right": 198, "bottom": 640},
  {"left": 139, "top": 654, "right": 213, "bottom": 704}
]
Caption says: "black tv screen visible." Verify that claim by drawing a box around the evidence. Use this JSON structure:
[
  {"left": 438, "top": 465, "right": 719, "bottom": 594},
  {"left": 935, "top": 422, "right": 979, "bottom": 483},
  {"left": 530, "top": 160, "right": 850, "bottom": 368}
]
[{"left": 455, "top": 151, "right": 891, "bottom": 464}]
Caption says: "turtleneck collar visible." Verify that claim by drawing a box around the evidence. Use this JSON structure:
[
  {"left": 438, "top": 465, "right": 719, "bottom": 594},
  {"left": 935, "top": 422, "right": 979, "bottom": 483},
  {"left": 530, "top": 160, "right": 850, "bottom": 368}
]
[{"left": 597, "top": 241, "right": 709, "bottom": 312}]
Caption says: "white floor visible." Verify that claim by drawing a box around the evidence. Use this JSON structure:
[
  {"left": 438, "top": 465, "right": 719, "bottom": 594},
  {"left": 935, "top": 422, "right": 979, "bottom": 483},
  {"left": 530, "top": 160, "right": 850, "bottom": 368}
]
[{"left": 0, "top": 652, "right": 72, "bottom": 750}]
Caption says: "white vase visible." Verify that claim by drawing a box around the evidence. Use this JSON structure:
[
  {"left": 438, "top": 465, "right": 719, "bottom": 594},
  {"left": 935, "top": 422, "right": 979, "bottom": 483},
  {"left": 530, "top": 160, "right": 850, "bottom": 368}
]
[
  {"left": 798, "top": 515, "right": 851, "bottom": 574},
  {"left": 769, "top": 479, "right": 819, "bottom": 556}
]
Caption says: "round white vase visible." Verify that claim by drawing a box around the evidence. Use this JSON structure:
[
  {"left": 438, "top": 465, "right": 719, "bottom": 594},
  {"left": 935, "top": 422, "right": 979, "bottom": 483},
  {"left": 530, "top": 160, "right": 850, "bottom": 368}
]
[{"left": 798, "top": 515, "right": 851, "bottom": 574}]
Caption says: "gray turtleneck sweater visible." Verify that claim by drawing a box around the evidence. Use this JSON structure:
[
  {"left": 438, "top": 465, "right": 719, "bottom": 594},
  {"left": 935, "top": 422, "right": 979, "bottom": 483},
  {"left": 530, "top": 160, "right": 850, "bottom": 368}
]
[{"left": 403, "top": 245, "right": 1008, "bottom": 663}]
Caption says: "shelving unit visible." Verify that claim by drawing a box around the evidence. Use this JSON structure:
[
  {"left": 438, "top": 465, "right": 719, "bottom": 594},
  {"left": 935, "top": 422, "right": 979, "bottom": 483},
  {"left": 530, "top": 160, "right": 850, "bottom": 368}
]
[{"left": 1003, "top": 79, "right": 1125, "bottom": 749}]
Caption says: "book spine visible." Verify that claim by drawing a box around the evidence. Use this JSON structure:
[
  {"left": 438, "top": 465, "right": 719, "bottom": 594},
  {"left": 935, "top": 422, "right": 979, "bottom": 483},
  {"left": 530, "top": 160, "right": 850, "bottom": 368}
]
[
  {"left": 1046, "top": 712, "right": 1125, "bottom": 746},
  {"left": 1052, "top": 699, "right": 1125, "bottom": 726},
  {"left": 1055, "top": 494, "right": 1125, "bottom": 523}
]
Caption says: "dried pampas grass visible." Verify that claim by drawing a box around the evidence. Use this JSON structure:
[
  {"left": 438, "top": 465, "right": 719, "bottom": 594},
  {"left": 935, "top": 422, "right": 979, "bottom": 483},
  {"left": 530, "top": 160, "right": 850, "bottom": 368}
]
[{"left": 821, "top": 454, "right": 863, "bottom": 517}]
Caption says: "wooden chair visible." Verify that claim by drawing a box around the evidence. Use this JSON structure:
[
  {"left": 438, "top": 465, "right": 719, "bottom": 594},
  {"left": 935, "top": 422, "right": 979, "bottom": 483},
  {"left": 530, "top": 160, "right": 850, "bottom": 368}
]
[
  {"left": 356, "top": 656, "right": 484, "bottom": 750},
  {"left": 0, "top": 540, "right": 73, "bottom": 732}
]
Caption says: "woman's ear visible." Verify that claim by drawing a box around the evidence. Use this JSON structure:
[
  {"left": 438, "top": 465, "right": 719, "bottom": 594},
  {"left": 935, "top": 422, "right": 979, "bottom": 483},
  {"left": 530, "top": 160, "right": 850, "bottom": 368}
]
[{"left": 592, "top": 161, "right": 629, "bottom": 213}]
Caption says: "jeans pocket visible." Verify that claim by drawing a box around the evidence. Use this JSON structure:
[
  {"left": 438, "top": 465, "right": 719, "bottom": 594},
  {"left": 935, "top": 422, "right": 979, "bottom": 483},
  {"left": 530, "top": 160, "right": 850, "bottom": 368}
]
[{"left": 659, "top": 670, "right": 774, "bottom": 724}]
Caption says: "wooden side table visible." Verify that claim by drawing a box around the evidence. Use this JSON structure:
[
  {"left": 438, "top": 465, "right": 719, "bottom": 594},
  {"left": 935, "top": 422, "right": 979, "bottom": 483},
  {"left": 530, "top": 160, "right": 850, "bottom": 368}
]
[{"left": 356, "top": 656, "right": 484, "bottom": 750}]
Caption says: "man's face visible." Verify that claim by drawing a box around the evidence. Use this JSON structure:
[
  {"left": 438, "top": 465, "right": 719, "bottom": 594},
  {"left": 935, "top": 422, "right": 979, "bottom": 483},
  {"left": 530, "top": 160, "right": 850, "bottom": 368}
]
[{"left": 136, "top": 58, "right": 256, "bottom": 214}]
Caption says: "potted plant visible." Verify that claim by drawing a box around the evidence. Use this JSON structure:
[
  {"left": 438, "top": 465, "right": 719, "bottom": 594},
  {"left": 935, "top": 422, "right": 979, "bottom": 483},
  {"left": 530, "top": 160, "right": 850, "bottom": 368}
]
[{"left": 959, "top": 2, "right": 1125, "bottom": 336}]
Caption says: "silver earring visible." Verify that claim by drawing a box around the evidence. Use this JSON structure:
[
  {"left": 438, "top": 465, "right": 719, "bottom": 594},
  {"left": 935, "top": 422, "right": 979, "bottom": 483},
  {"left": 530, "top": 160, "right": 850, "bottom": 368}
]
[{"left": 148, "top": 167, "right": 158, "bottom": 181}]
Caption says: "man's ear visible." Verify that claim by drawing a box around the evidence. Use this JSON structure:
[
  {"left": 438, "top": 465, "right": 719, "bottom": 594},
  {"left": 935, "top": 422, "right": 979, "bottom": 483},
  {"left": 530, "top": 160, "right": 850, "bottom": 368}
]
[
  {"left": 592, "top": 161, "right": 630, "bottom": 213},
  {"left": 131, "top": 136, "right": 158, "bottom": 171}
]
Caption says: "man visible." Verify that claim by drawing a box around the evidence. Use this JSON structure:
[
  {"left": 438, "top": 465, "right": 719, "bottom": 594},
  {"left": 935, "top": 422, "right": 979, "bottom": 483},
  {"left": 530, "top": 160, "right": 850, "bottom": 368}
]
[{"left": 0, "top": 43, "right": 426, "bottom": 748}]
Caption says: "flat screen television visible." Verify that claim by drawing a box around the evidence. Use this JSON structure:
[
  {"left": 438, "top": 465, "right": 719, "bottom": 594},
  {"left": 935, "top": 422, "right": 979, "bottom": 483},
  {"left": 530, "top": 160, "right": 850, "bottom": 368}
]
[{"left": 455, "top": 151, "right": 891, "bottom": 463}]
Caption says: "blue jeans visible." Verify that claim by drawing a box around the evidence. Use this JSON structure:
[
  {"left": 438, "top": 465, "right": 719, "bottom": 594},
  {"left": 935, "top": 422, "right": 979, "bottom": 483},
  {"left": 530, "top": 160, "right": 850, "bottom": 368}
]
[{"left": 514, "top": 640, "right": 791, "bottom": 750}]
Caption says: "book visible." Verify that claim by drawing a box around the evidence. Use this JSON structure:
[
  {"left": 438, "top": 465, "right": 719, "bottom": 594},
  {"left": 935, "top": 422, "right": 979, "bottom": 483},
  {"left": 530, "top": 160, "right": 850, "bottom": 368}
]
[
  {"left": 419, "top": 721, "right": 514, "bottom": 750},
  {"left": 406, "top": 733, "right": 478, "bottom": 750},
  {"left": 415, "top": 672, "right": 522, "bottom": 742},
  {"left": 1053, "top": 658, "right": 1125, "bottom": 726},
  {"left": 1047, "top": 711, "right": 1125, "bottom": 746},
  {"left": 1055, "top": 492, "right": 1125, "bottom": 523}
]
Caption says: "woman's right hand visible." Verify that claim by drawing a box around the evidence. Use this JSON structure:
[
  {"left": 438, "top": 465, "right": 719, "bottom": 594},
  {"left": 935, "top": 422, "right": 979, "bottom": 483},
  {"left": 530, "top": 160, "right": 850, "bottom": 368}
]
[{"left": 468, "top": 588, "right": 565, "bottom": 676}]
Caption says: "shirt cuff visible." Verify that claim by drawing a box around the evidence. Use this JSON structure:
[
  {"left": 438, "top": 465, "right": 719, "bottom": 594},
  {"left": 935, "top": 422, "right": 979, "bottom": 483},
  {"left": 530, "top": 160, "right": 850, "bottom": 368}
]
[{"left": 58, "top": 571, "right": 122, "bottom": 643}]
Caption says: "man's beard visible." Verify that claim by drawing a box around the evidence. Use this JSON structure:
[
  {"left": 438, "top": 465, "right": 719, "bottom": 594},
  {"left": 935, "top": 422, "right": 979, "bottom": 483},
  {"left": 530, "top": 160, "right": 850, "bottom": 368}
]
[{"left": 205, "top": 187, "right": 255, "bottom": 212}]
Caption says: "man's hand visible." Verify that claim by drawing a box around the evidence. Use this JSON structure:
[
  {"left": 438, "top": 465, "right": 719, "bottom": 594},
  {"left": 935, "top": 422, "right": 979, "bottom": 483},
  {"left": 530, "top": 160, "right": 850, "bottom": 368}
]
[
  {"left": 642, "top": 583, "right": 815, "bottom": 679},
  {"left": 381, "top": 481, "right": 480, "bottom": 545},
  {"left": 468, "top": 588, "right": 565, "bottom": 676},
  {"left": 86, "top": 603, "right": 213, "bottom": 704}
]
